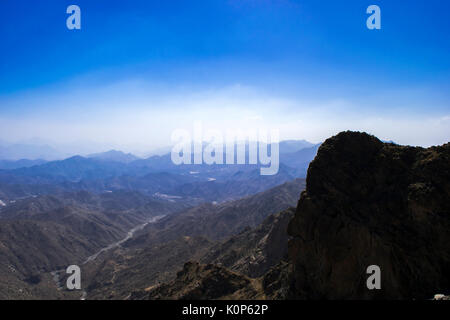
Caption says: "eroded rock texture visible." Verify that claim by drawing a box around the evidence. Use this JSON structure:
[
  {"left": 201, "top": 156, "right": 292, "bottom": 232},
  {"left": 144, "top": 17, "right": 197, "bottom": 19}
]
[
  {"left": 144, "top": 261, "right": 264, "bottom": 300},
  {"left": 287, "top": 131, "right": 450, "bottom": 299}
]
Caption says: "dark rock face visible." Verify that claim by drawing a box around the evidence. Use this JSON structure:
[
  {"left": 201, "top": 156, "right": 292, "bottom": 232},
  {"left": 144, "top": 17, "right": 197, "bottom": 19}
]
[
  {"left": 262, "top": 261, "right": 294, "bottom": 299},
  {"left": 288, "top": 131, "right": 450, "bottom": 299}
]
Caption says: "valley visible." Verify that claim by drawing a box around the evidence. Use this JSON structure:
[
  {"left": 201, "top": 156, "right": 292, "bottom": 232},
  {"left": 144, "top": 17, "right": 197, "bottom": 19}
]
[{"left": 82, "top": 214, "right": 166, "bottom": 265}]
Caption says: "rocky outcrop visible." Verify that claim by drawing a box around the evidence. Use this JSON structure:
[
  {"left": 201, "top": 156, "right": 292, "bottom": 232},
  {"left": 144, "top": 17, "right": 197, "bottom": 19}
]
[
  {"left": 142, "top": 262, "right": 265, "bottom": 300},
  {"left": 135, "top": 209, "right": 296, "bottom": 300},
  {"left": 287, "top": 131, "right": 450, "bottom": 299},
  {"left": 201, "top": 208, "right": 295, "bottom": 277},
  {"left": 261, "top": 261, "right": 294, "bottom": 299},
  {"left": 137, "top": 207, "right": 296, "bottom": 300}
]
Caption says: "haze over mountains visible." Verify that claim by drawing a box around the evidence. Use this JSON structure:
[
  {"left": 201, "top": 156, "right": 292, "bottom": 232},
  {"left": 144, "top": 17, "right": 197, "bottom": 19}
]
[
  {"left": 0, "top": 140, "right": 319, "bottom": 203},
  {"left": 0, "top": 143, "right": 63, "bottom": 161},
  {"left": 0, "top": 139, "right": 318, "bottom": 162},
  {"left": 87, "top": 150, "right": 140, "bottom": 164}
]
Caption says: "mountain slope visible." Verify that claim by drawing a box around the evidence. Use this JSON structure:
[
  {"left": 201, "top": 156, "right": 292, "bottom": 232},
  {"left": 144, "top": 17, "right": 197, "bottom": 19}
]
[
  {"left": 0, "top": 159, "right": 47, "bottom": 170},
  {"left": 279, "top": 144, "right": 320, "bottom": 176},
  {"left": 201, "top": 208, "right": 295, "bottom": 277},
  {"left": 83, "top": 236, "right": 214, "bottom": 300},
  {"left": 141, "top": 262, "right": 265, "bottom": 300},
  {"left": 0, "top": 191, "right": 188, "bottom": 299},
  {"left": 80, "top": 179, "right": 305, "bottom": 299},
  {"left": 128, "top": 178, "right": 305, "bottom": 245}
]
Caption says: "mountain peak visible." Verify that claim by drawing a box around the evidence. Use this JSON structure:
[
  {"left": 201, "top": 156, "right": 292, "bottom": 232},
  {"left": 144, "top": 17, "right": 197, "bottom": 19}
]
[{"left": 88, "top": 150, "right": 140, "bottom": 163}]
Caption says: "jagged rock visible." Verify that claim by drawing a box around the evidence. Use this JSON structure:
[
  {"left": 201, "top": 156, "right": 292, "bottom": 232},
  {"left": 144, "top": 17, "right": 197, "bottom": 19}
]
[
  {"left": 202, "top": 208, "right": 295, "bottom": 277},
  {"left": 144, "top": 262, "right": 265, "bottom": 300},
  {"left": 262, "top": 261, "right": 294, "bottom": 299},
  {"left": 287, "top": 131, "right": 450, "bottom": 299}
]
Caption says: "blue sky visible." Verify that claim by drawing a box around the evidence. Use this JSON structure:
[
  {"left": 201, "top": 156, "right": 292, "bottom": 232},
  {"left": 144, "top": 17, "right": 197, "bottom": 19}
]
[{"left": 0, "top": 0, "right": 449, "bottom": 153}]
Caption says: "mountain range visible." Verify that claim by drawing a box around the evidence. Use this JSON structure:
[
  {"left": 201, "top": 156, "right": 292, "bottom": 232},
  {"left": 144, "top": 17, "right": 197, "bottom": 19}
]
[
  {"left": 0, "top": 139, "right": 318, "bottom": 163},
  {"left": 0, "top": 140, "right": 315, "bottom": 299},
  {"left": 0, "top": 133, "right": 448, "bottom": 300},
  {"left": 0, "top": 141, "right": 319, "bottom": 204}
]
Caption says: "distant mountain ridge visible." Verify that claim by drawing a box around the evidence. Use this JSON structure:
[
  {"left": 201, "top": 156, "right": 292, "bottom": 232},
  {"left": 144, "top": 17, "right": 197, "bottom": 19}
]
[
  {"left": 279, "top": 140, "right": 316, "bottom": 154},
  {"left": 88, "top": 150, "right": 140, "bottom": 163},
  {"left": 0, "top": 140, "right": 318, "bottom": 204},
  {"left": 0, "top": 139, "right": 316, "bottom": 163},
  {"left": 0, "top": 159, "right": 47, "bottom": 170}
]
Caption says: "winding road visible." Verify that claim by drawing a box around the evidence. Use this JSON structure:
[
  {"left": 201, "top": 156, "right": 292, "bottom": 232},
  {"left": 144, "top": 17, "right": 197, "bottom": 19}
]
[{"left": 83, "top": 215, "right": 165, "bottom": 264}]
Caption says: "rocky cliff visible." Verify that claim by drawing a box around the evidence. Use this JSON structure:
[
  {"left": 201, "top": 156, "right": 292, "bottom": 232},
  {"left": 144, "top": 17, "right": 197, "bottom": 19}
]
[{"left": 287, "top": 131, "right": 450, "bottom": 299}]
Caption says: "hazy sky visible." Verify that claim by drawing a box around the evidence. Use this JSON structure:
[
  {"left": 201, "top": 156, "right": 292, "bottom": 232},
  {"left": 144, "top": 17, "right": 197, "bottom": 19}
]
[{"left": 0, "top": 0, "right": 449, "bottom": 155}]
